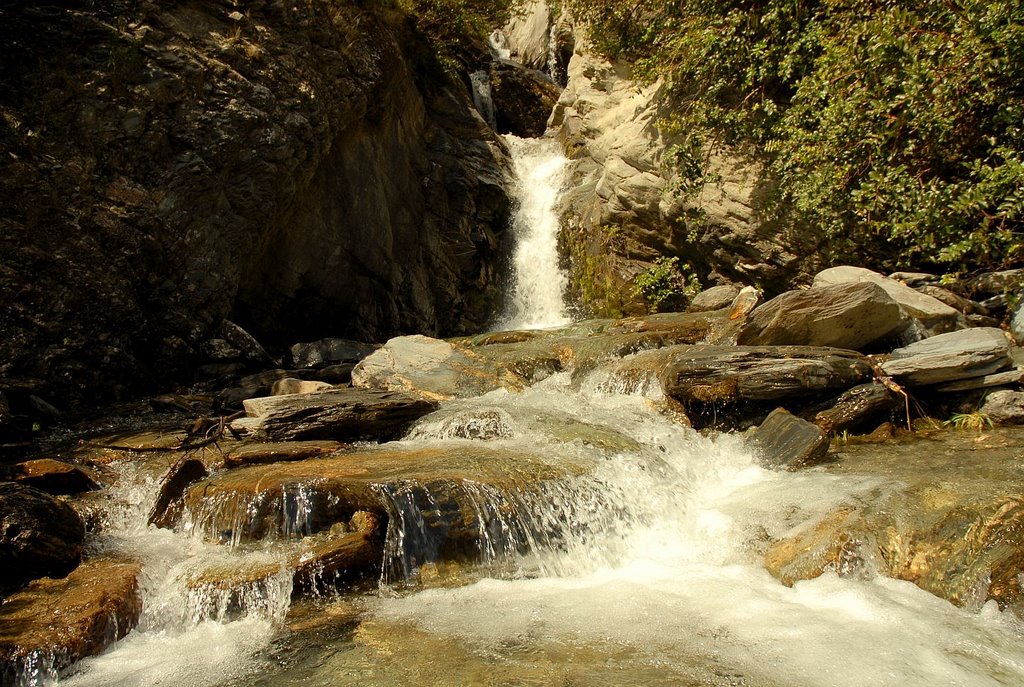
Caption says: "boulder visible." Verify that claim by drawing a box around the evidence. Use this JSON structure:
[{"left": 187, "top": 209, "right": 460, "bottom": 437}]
[
  {"left": 489, "top": 60, "right": 561, "bottom": 138},
  {"left": 748, "top": 408, "right": 830, "bottom": 470},
  {"left": 503, "top": 0, "right": 551, "bottom": 70},
  {"left": 935, "top": 369, "right": 1024, "bottom": 393},
  {"left": 0, "top": 483, "right": 85, "bottom": 593},
  {"left": 687, "top": 285, "right": 740, "bottom": 313},
  {"left": 915, "top": 285, "right": 988, "bottom": 315},
  {"left": 288, "top": 338, "right": 378, "bottom": 369},
  {"left": 881, "top": 327, "right": 1012, "bottom": 386},
  {"left": 0, "top": 557, "right": 141, "bottom": 682},
  {"left": 981, "top": 390, "right": 1024, "bottom": 425},
  {"left": 737, "top": 282, "right": 906, "bottom": 350},
  {"left": 220, "top": 320, "right": 277, "bottom": 367},
  {"left": 12, "top": 458, "right": 99, "bottom": 495},
  {"left": 966, "top": 269, "right": 1024, "bottom": 297},
  {"left": 352, "top": 335, "right": 524, "bottom": 400},
  {"left": 813, "top": 266, "right": 962, "bottom": 334},
  {"left": 662, "top": 345, "right": 873, "bottom": 408},
  {"left": 814, "top": 383, "right": 902, "bottom": 435},
  {"left": 238, "top": 388, "right": 438, "bottom": 441},
  {"left": 148, "top": 458, "right": 210, "bottom": 529}
]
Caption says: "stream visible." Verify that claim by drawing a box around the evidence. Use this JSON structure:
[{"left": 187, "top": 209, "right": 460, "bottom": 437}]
[{"left": 31, "top": 137, "right": 1024, "bottom": 686}]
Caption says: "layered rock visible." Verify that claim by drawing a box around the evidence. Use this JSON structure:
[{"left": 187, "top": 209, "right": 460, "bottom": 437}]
[
  {"left": 0, "top": 2, "right": 513, "bottom": 410},
  {"left": 748, "top": 408, "right": 830, "bottom": 470},
  {"left": 881, "top": 328, "right": 1012, "bottom": 386},
  {"left": 550, "top": 35, "right": 821, "bottom": 317},
  {"left": 0, "top": 483, "right": 86, "bottom": 594}
]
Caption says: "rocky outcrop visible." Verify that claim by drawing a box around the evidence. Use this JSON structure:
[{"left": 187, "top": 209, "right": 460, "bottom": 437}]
[
  {"left": 0, "top": 483, "right": 86, "bottom": 594},
  {"left": 489, "top": 60, "right": 560, "bottom": 137},
  {"left": 0, "top": 2, "right": 513, "bottom": 411},
  {"left": 550, "top": 34, "right": 821, "bottom": 317},
  {"left": 504, "top": 0, "right": 551, "bottom": 71}
]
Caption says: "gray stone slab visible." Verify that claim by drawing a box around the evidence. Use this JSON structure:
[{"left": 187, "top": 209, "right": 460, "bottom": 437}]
[{"left": 881, "top": 327, "right": 1012, "bottom": 386}]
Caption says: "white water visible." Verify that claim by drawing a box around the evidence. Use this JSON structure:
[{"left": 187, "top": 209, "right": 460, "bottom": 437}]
[{"left": 498, "top": 135, "right": 572, "bottom": 330}]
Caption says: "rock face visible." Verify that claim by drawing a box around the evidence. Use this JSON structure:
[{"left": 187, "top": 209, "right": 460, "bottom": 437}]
[
  {"left": 881, "top": 328, "right": 1012, "bottom": 386},
  {"left": 737, "top": 282, "right": 906, "bottom": 350},
  {"left": 0, "top": 2, "right": 513, "bottom": 410},
  {"left": 503, "top": 0, "right": 551, "bottom": 70},
  {"left": 748, "top": 408, "right": 830, "bottom": 470},
  {"left": 0, "top": 483, "right": 86, "bottom": 594},
  {"left": 550, "top": 37, "right": 821, "bottom": 317},
  {"left": 0, "top": 557, "right": 141, "bottom": 682}
]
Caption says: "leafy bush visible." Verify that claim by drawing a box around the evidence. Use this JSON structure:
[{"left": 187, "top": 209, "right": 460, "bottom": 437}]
[
  {"left": 632, "top": 257, "right": 701, "bottom": 312},
  {"left": 396, "top": 0, "right": 512, "bottom": 75},
  {"left": 566, "top": 0, "right": 1024, "bottom": 274}
]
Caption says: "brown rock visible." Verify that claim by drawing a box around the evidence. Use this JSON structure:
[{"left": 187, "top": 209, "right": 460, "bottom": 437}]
[
  {"left": 223, "top": 441, "right": 347, "bottom": 469},
  {"left": 148, "top": 458, "right": 209, "bottom": 529},
  {"left": 748, "top": 408, "right": 830, "bottom": 470},
  {"left": 0, "top": 484, "right": 85, "bottom": 593},
  {"left": 813, "top": 383, "right": 901, "bottom": 436},
  {"left": 489, "top": 60, "right": 560, "bottom": 138},
  {"left": 13, "top": 458, "right": 99, "bottom": 495},
  {"left": 0, "top": 557, "right": 141, "bottom": 682}
]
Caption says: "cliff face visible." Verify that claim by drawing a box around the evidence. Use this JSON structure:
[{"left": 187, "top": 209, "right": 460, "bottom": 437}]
[
  {"left": 549, "top": 33, "right": 823, "bottom": 317},
  {"left": 0, "top": 0, "right": 512, "bottom": 408}
]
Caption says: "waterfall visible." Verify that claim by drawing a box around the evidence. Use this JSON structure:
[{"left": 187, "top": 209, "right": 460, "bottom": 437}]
[{"left": 498, "top": 135, "right": 572, "bottom": 330}]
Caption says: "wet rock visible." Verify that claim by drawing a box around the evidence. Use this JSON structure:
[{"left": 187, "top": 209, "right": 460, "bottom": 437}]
[
  {"left": 181, "top": 444, "right": 588, "bottom": 545},
  {"left": 748, "top": 408, "right": 830, "bottom": 470},
  {"left": 11, "top": 459, "right": 98, "bottom": 496},
  {"left": 764, "top": 430, "right": 1024, "bottom": 609},
  {"left": 981, "top": 390, "right": 1024, "bottom": 425},
  {"left": 289, "top": 339, "right": 378, "bottom": 369},
  {"left": 489, "top": 60, "right": 561, "bottom": 138},
  {"left": 661, "top": 345, "right": 872, "bottom": 411},
  {"left": 687, "top": 285, "right": 740, "bottom": 312},
  {"left": 813, "top": 383, "right": 901, "bottom": 436},
  {"left": 0, "top": 557, "right": 141, "bottom": 682},
  {"left": 813, "top": 266, "right": 962, "bottom": 334},
  {"left": 239, "top": 388, "right": 438, "bottom": 441},
  {"left": 270, "top": 378, "right": 334, "bottom": 396},
  {"left": 223, "top": 441, "right": 347, "bottom": 469},
  {"left": 352, "top": 335, "right": 524, "bottom": 400},
  {"left": 881, "top": 327, "right": 1012, "bottom": 386},
  {"left": 148, "top": 458, "right": 210, "bottom": 529},
  {"left": 737, "top": 282, "right": 906, "bottom": 350},
  {"left": 189, "top": 512, "right": 382, "bottom": 600},
  {"left": 0, "top": 483, "right": 85, "bottom": 593}
]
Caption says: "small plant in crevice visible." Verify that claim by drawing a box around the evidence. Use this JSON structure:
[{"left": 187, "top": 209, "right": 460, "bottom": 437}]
[
  {"left": 631, "top": 256, "right": 700, "bottom": 313},
  {"left": 944, "top": 412, "right": 994, "bottom": 432}
]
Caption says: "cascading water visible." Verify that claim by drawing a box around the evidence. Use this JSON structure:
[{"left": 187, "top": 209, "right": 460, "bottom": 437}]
[{"left": 497, "top": 135, "right": 572, "bottom": 330}]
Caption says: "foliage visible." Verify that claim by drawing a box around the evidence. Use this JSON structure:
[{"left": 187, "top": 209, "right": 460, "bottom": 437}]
[
  {"left": 632, "top": 257, "right": 701, "bottom": 313},
  {"left": 566, "top": 0, "right": 1024, "bottom": 274},
  {"left": 396, "top": 0, "right": 512, "bottom": 75}
]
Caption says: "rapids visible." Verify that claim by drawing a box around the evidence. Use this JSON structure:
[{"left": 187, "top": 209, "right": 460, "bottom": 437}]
[{"left": 26, "top": 125, "right": 1024, "bottom": 687}]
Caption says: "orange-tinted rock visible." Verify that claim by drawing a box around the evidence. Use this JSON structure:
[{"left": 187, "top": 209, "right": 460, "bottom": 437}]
[
  {"left": 223, "top": 441, "right": 347, "bottom": 469},
  {"left": 14, "top": 458, "right": 99, "bottom": 495},
  {"left": 0, "top": 557, "right": 141, "bottom": 683}
]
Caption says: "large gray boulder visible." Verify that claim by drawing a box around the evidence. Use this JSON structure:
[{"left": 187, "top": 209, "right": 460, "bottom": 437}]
[
  {"left": 813, "top": 266, "right": 962, "bottom": 334},
  {"left": 980, "top": 390, "right": 1024, "bottom": 425},
  {"left": 737, "top": 282, "right": 906, "bottom": 350},
  {"left": 881, "top": 328, "right": 1012, "bottom": 386},
  {"left": 687, "top": 285, "right": 741, "bottom": 313}
]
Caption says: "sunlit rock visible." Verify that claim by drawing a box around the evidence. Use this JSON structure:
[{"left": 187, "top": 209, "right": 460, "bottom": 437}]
[
  {"left": 881, "top": 327, "right": 1012, "bottom": 386},
  {"left": 10, "top": 458, "right": 99, "bottom": 495},
  {"left": 0, "top": 557, "right": 141, "bottom": 682},
  {"left": 737, "top": 282, "right": 907, "bottom": 350},
  {"left": 747, "top": 408, "right": 830, "bottom": 470}
]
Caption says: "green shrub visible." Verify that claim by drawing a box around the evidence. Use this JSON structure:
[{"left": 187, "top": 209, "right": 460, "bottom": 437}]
[{"left": 632, "top": 257, "right": 701, "bottom": 313}]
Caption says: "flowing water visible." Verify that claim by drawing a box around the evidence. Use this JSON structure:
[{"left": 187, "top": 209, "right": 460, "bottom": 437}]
[
  {"left": 497, "top": 136, "right": 572, "bottom": 331},
  {"left": 29, "top": 133, "right": 1024, "bottom": 686}
]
